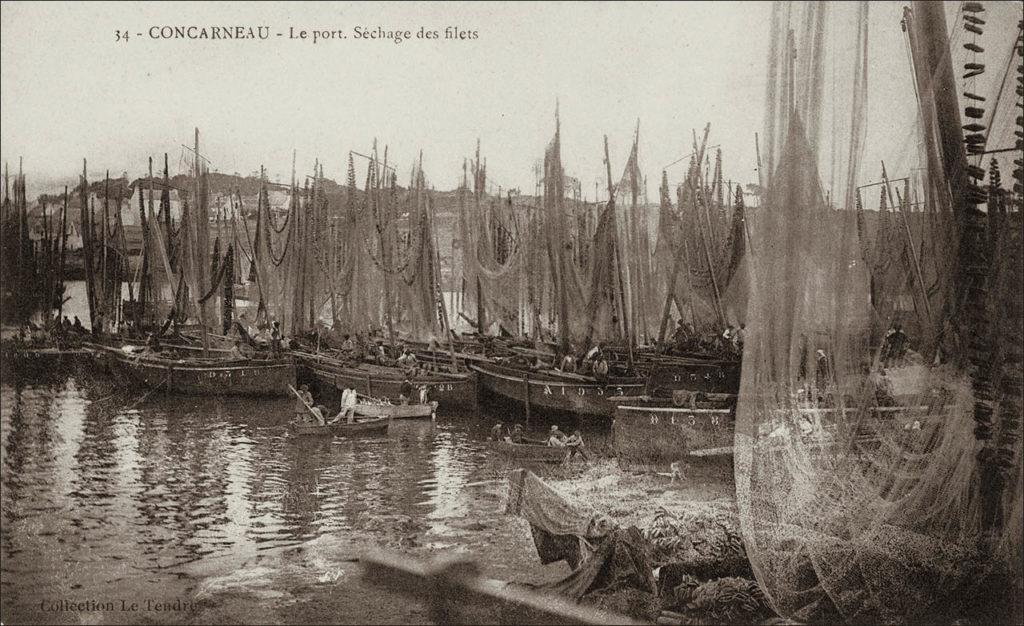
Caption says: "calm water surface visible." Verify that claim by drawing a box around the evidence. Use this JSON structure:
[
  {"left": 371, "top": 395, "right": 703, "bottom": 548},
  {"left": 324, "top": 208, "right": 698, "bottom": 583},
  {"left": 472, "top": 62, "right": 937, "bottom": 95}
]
[{"left": 0, "top": 368, "right": 607, "bottom": 623}]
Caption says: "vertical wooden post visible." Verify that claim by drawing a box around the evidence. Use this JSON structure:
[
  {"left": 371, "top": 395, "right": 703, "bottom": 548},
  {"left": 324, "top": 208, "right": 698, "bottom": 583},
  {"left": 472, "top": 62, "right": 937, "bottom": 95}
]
[{"left": 523, "top": 374, "right": 531, "bottom": 427}]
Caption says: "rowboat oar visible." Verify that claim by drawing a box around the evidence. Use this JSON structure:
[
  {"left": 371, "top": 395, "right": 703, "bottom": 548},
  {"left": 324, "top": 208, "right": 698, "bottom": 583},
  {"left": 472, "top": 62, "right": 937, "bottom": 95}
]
[
  {"left": 288, "top": 384, "right": 316, "bottom": 411},
  {"left": 462, "top": 479, "right": 505, "bottom": 488}
]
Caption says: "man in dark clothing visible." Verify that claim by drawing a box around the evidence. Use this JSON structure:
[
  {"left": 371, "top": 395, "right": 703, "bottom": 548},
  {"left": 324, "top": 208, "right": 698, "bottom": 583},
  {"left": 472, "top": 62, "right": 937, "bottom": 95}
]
[
  {"left": 593, "top": 353, "right": 610, "bottom": 381},
  {"left": 72, "top": 316, "right": 85, "bottom": 333},
  {"left": 399, "top": 378, "right": 414, "bottom": 405},
  {"left": 882, "top": 322, "right": 908, "bottom": 364},
  {"left": 271, "top": 321, "right": 282, "bottom": 356}
]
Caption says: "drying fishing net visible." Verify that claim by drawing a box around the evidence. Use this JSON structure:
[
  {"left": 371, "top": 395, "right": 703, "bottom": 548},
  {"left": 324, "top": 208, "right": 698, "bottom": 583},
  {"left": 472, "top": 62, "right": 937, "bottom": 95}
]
[
  {"left": 459, "top": 128, "right": 633, "bottom": 347},
  {"left": 390, "top": 161, "right": 449, "bottom": 341},
  {"left": 653, "top": 172, "right": 748, "bottom": 337},
  {"left": 735, "top": 1, "right": 1023, "bottom": 623},
  {"left": 458, "top": 154, "right": 534, "bottom": 338},
  {"left": 612, "top": 136, "right": 657, "bottom": 344}
]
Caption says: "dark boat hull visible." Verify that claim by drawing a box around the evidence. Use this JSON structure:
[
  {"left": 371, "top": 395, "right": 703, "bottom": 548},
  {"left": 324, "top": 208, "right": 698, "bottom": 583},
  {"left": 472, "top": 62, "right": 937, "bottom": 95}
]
[
  {"left": 301, "top": 360, "right": 475, "bottom": 409},
  {"left": 486, "top": 440, "right": 569, "bottom": 464},
  {"left": 470, "top": 361, "right": 644, "bottom": 420},
  {"left": 1, "top": 346, "right": 93, "bottom": 379},
  {"left": 100, "top": 347, "right": 295, "bottom": 397},
  {"left": 291, "top": 418, "right": 390, "bottom": 436},
  {"left": 612, "top": 399, "right": 735, "bottom": 465}
]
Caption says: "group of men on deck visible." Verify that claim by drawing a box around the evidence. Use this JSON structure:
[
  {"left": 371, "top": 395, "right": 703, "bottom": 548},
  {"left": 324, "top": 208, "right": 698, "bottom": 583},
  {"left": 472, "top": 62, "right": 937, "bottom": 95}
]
[
  {"left": 13, "top": 315, "right": 87, "bottom": 346},
  {"left": 556, "top": 344, "right": 611, "bottom": 379},
  {"left": 230, "top": 315, "right": 287, "bottom": 356},
  {"left": 667, "top": 318, "right": 745, "bottom": 356}
]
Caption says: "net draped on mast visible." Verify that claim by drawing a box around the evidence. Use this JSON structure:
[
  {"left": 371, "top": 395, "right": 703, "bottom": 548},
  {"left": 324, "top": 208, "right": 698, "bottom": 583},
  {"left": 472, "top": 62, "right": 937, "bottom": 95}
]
[
  {"left": 734, "top": 1, "right": 1022, "bottom": 623},
  {"left": 652, "top": 132, "right": 748, "bottom": 336}
]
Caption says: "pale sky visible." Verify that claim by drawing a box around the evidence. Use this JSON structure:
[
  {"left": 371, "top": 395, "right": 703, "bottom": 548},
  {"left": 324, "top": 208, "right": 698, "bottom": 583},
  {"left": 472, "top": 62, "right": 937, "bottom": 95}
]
[{"left": 2, "top": 1, "right": 1020, "bottom": 200}]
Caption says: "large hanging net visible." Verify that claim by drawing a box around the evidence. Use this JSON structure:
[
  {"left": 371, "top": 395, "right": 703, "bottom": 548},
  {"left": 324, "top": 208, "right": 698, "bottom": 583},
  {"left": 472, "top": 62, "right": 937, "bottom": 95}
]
[{"left": 734, "top": 1, "right": 1023, "bottom": 622}]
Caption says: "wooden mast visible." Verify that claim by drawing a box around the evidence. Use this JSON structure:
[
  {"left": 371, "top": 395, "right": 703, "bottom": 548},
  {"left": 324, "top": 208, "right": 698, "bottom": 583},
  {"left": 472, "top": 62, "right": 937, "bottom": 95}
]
[
  {"left": 474, "top": 140, "right": 486, "bottom": 337},
  {"left": 605, "top": 135, "right": 634, "bottom": 370},
  {"left": 56, "top": 187, "right": 69, "bottom": 322},
  {"left": 80, "top": 159, "right": 96, "bottom": 330},
  {"left": 195, "top": 128, "right": 210, "bottom": 355}
]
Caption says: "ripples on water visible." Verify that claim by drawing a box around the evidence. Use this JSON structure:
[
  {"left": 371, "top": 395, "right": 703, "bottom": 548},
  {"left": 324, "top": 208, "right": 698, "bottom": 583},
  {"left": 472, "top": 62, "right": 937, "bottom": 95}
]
[{"left": 0, "top": 371, "right": 608, "bottom": 621}]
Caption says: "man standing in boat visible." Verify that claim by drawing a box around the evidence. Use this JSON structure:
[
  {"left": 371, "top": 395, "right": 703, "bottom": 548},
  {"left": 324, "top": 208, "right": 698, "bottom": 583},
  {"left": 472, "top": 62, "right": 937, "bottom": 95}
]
[
  {"left": 558, "top": 351, "right": 577, "bottom": 373},
  {"left": 399, "top": 377, "right": 414, "bottom": 405},
  {"left": 882, "top": 321, "right": 909, "bottom": 365},
  {"left": 271, "top": 321, "right": 282, "bottom": 357},
  {"left": 593, "top": 352, "right": 610, "bottom": 381},
  {"left": 338, "top": 388, "right": 358, "bottom": 423}
]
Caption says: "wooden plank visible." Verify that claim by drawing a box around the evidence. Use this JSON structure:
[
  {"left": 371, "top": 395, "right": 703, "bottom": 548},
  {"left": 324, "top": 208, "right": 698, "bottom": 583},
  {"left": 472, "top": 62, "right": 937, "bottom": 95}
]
[{"left": 360, "top": 549, "right": 640, "bottom": 625}]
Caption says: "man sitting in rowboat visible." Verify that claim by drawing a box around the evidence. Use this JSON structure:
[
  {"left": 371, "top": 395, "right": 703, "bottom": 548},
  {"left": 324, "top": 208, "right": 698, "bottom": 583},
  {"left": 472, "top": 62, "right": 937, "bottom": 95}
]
[
  {"left": 295, "top": 385, "right": 315, "bottom": 423},
  {"left": 547, "top": 425, "right": 568, "bottom": 447},
  {"left": 310, "top": 405, "right": 328, "bottom": 426},
  {"left": 565, "top": 429, "right": 587, "bottom": 459}
]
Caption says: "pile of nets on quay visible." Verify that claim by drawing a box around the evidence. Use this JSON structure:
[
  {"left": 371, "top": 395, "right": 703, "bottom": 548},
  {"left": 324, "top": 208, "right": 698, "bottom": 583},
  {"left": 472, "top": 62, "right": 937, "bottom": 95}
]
[{"left": 503, "top": 469, "right": 775, "bottom": 624}]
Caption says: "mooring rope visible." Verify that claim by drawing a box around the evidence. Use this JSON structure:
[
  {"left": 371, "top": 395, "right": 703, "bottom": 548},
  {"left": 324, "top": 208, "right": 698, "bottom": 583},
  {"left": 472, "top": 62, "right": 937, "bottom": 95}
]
[{"left": 123, "top": 375, "right": 169, "bottom": 411}]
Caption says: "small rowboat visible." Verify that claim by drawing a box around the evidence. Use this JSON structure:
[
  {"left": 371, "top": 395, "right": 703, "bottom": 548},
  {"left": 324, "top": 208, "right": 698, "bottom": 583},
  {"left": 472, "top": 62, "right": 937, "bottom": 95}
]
[
  {"left": 291, "top": 417, "right": 390, "bottom": 437},
  {"left": 486, "top": 440, "right": 570, "bottom": 464},
  {"left": 353, "top": 400, "right": 438, "bottom": 420}
]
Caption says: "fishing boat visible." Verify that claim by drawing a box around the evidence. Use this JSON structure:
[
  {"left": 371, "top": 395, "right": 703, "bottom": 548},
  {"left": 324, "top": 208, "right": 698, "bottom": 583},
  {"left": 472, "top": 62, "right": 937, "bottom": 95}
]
[
  {"left": 486, "top": 440, "right": 569, "bottom": 464},
  {"left": 93, "top": 344, "right": 295, "bottom": 397},
  {"left": 613, "top": 401, "right": 735, "bottom": 465},
  {"left": 610, "top": 358, "right": 740, "bottom": 463},
  {"left": 471, "top": 360, "right": 644, "bottom": 420},
  {"left": 291, "top": 417, "right": 390, "bottom": 437},
  {"left": 298, "top": 353, "right": 475, "bottom": 409},
  {"left": 353, "top": 400, "right": 438, "bottom": 420},
  {"left": 0, "top": 344, "right": 93, "bottom": 379}
]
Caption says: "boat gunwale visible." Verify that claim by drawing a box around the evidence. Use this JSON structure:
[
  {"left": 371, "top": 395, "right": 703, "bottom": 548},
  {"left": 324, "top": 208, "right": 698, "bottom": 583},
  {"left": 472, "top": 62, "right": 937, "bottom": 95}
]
[
  {"left": 305, "top": 362, "right": 470, "bottom": 384},
  {"left": 470, "top": 362, "right": 642, "bottom": 388}
]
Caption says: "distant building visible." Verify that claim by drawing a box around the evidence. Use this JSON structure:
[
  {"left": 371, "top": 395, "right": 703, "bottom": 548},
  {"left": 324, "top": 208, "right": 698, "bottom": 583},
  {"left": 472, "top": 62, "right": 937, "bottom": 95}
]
[
  {"left": 267, "top": 188, "right": 291, "bottom": 217},
  {"left": 125, "top": 184, "right": 182, "bottom": 225}
]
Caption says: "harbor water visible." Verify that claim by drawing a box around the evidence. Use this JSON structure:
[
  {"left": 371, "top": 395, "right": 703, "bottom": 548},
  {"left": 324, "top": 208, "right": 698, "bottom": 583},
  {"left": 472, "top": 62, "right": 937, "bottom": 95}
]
[{"left": 0, "top": 368, "right": 611, "bottom": 624}]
